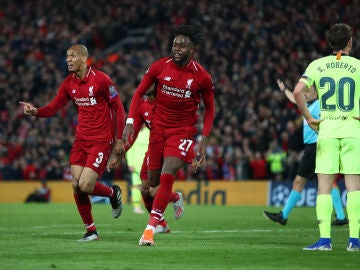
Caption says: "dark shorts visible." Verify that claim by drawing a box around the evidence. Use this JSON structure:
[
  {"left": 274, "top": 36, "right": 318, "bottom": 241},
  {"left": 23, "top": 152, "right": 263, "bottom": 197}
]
[{"left": 297, "top": 143, "right": 316, "bottom": 179}]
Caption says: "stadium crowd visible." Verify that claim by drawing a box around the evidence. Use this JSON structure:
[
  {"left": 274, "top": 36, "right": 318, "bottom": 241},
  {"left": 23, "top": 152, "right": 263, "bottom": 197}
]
[{"left": 1, "top": 0, "right": 359, "bottom": 181}]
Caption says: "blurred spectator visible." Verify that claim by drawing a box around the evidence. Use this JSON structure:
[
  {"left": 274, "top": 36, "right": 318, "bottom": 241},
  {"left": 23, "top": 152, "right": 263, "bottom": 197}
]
[
  {"left": 22, "top": 159, "right": 39, "bottom": 180},
  {"left": 233, "top": 147, "right": 251, "bottom": 180},
  {"left": 249, "top": 151, "right": 268, "bottom": 180},
  {"left": 266, "top": 142, "right": 287, "bottom": 181},
  {"left": 222, "top": 153, "right": 236, "bottom": 181}
]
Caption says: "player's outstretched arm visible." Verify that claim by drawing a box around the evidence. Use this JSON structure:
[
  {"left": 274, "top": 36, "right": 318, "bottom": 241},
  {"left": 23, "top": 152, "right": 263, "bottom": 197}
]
[{"left": 19, "top": 101, "right": 38, "bottom": 116}]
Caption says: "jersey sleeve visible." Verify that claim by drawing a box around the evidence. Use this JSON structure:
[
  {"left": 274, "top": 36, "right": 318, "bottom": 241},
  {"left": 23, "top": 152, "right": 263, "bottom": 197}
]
[
  {"left": 299, "top": 61, "right": 317, "bottom": 88},
  {"left": 201, "top": 75, "right": 216, "bottom": 137},
  {"left": 104, "top": 77, "right": 126, "bottom": 140},
  {"left": 37, "top": 81, "right": 70, "bottom": 117},
  {"left": 96, "top": 70, "right": 126, "bottom": 140},
  {"left": 110, "top": 96, "right": 125, "bottom": 140}
]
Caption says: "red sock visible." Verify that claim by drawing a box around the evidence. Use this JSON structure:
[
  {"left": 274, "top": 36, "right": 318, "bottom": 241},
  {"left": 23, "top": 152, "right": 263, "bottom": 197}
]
[
  {"left": 142, "top": 192, "right": 154, "bottom": 213},
  {"left": 169, "top": 192, "right": 179, "bottom": 203},
  {"left": 92, "top": 182, "right": 113, "bottom": 197},
  {"left": 73, "top": 193, "right": 96, "bottom": 231},
  {"left": 149, "top": 174, "right": 174, "bottom": 227},
  {"left": 142, "top": 189, "right": 176, "bottom": 212}
]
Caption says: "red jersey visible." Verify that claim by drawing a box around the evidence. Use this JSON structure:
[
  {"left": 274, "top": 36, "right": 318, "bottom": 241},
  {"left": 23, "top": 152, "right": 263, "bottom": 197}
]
[
  {"left": 37, "top": 67, "right": 125, "bottom": 142},
  {"left": 128, "top": 57, "right": 215, "bottom": 136}
]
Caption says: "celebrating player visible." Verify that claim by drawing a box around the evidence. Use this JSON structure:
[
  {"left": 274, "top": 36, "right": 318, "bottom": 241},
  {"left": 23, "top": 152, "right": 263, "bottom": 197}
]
[
  {"left": 114, "top": 92, "right": 171, "bottom": 233},
  {"left": 20, "top": 44, "right": 125, "bottom": 241},
  {"left": 122, "top": 24, "right": 216, "bottom": 246}
]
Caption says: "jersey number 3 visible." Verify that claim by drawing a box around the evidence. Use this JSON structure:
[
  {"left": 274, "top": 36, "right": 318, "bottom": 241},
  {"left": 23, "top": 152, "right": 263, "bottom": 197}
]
[{"left": 93, "top": 152, "right": 104, "bottom": 168}]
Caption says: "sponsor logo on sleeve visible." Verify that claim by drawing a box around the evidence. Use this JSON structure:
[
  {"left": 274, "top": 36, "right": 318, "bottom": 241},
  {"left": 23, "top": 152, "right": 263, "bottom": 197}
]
[{"left": 109, "top": 85, "right": 118, "bottom": 98}]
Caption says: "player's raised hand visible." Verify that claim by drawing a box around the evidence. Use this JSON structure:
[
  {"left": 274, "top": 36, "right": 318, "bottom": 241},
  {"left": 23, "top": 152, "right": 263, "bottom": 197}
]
[
  {"left": 19, "top": 101, "right": 37, "bottom": 116},
  {"left": 276, "top": 79, "right": 285, "bottom": 92}
]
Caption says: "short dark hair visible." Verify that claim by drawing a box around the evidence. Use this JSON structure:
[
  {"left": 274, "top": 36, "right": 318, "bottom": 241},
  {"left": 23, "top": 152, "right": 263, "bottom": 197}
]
[
  {"left": 173, "top": 24, "right": 204, "bottom": 46},
  {"left": 327, "top": 23, "right": 352, "bottom": 51}
]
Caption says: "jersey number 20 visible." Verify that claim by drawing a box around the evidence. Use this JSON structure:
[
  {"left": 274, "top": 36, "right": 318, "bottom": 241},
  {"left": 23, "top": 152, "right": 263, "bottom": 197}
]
[{"left": 320, "top": 77, "right": 355, "bottom": 111}]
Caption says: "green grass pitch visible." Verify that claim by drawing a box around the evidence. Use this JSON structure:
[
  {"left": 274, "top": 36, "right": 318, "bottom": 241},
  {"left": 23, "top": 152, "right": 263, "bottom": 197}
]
[{"left": 0, "top": 203, "right": 358, "bottom": 269}]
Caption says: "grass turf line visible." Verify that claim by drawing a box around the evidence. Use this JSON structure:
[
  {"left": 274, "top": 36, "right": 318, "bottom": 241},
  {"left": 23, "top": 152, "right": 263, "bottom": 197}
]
[{"left": 0, "top": 203, "right": 357, "bottom": 270}]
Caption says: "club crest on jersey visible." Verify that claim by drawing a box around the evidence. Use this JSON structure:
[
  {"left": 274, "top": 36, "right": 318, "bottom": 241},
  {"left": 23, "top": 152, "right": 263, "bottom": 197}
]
[
  {"left": 164, "top": 76, "right": 171, "bottom": 81},
  {"left": 89, "top": 86, "right": 94, "bottom": 96},
  {"left": 186, "top": 78, "right": 193, "bottom": 89},
  {"left": 72, "top": 89, "right": 76, "bottom": 94}
]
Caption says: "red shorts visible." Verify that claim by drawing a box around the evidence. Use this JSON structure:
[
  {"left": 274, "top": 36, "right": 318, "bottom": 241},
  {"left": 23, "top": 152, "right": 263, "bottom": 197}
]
[
  {"left": 70, "top": 139, "right": 113, "bottom": 175},
  {"left": 147, "top": 125, "right": 197, "bottom": 170},
  {"left": 140, "top": 152, "right": 149, "bottom": 181}
]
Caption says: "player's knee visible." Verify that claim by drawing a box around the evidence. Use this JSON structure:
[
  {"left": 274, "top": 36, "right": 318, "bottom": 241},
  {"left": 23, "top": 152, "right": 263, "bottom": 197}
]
[
  {"left": 72, "top": 184, "right": 81, "bottom": 194},
  {"left": 149, "top": 186, "right": 159, "bottom": 197},
  {"left": 71, "top": 179, "right": 81, "bottom": 193},
  {"left": 140, "top": 187, "right": 149, "bottom": 197},
  {"left": 148, "top": 169, "right": 161, "bottom": 186},
  {"left": 148, "top": 178, "right": 159, "bottom": 188},
  {"left": 78, "top": 181, "right": 94, "bottom": 194},
  {"left": 140, "top": 180, "right": 150, "bottom": 197},
  {"left": 141, "top": 183, "right": 149, "bottom": 192}
]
